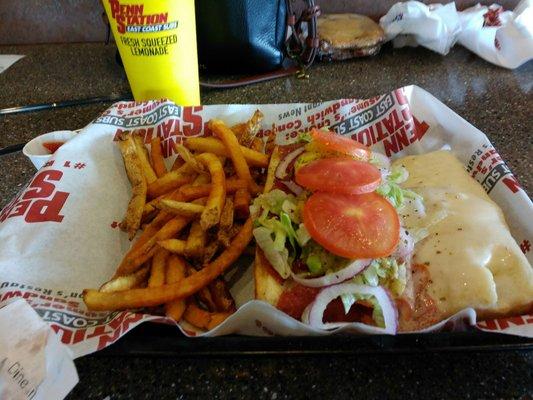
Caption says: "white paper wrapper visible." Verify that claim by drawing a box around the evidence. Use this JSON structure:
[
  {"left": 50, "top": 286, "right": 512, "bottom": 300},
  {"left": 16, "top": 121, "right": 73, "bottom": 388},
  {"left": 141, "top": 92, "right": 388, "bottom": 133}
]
[
  {"left": 0, "top": 55, "right": 24, "bottom": 74},
  {"left": 0, "top": 86, "right": 531, "bottom": 358},
  {"left": 0, "top": 299, "right": 78, "bottom": 400},
  {"left": 380, "top": 1, "right": 533, "bottom": 68}
]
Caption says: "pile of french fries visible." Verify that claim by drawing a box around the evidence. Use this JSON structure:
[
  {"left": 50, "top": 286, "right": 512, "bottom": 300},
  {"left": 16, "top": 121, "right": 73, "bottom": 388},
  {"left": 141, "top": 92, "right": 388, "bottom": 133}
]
[{"left": 82, "top": 111, "right": 272, "bottom": 331}]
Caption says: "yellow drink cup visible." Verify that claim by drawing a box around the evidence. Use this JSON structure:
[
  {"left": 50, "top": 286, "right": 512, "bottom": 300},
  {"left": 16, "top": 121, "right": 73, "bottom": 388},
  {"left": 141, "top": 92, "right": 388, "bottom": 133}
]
[{"left": 103, "top": 0, "right": 200, "bottom": 105}]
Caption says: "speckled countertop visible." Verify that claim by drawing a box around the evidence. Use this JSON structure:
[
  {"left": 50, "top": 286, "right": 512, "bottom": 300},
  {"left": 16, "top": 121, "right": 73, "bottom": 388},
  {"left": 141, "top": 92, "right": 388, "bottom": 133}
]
[{"left": 0, "top": 43, "right": 532, "bottom": 399}]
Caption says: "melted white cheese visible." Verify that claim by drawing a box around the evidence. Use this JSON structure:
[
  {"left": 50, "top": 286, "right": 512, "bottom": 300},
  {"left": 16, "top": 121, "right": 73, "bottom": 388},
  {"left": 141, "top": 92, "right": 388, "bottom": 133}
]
[{"left": 395, "top": 151, "right": 533, "bottom": 318}]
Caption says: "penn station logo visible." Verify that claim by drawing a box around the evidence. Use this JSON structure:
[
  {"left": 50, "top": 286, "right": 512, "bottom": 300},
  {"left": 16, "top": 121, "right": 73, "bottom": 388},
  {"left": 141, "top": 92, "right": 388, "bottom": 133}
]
[{"left": 108, "top": 0, "right": 177, "bottom": 34}]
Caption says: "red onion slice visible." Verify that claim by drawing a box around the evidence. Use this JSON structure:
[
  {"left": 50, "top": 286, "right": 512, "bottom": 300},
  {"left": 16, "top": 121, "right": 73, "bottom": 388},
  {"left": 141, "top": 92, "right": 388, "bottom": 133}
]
[
  {"left": 302, "top": 283, "right": 398, "bottom": 334},
  {"left": 281, "top": 180, "right": 303, "bottom": 196},
  {"left": 275, "top": 147, "right": 305, "bottom": 180},
  {"left": 292, "top": 259, "right": 371, "bottom": 287}
]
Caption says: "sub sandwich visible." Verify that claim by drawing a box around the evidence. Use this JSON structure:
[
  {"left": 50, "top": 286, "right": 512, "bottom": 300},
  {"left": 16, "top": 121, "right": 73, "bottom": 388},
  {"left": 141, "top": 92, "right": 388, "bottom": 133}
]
[{"left": 252, "top": 129, "right": 533, "bottom": 333}]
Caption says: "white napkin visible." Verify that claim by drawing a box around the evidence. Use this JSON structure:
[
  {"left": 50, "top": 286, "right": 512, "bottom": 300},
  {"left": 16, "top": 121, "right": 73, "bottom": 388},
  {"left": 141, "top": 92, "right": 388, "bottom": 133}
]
[{"left": 0, "top": 299, "right": 78, "bottom": 400}]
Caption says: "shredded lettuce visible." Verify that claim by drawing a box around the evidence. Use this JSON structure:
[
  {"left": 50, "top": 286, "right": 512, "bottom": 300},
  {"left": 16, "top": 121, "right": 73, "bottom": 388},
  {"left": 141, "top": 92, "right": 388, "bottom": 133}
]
[
  {"left": 340, "top": 293, "right": 385, "bottom": 328},
  {"left": 298, "top": 132, "right": 313, "bottom": 143},
  {"left": 306, "top": 254, "right": 322, "bottom": 274},
  {"left": 253, "top": 227, "right": 291, "bottom": 278},
  {"left": 252, "top": 190, "right": 312, "bottom": 274},
  {"left": 250, "top": 189, "right": 296, "bottom": 217},
  {"left": 300, "top": 241, "right": 348, "bottom": 274},
  {"left": 377, "top": 166, "right": 423, "bottom": 209},
  {"left": 280, "top": 211, "right": 297, "bottom": 251},
  {"left": 295, "top": 223, "right": 311, "bottom": 247},
  {"left": 352, "top": 258, "right": 407, "bottom": 297}
]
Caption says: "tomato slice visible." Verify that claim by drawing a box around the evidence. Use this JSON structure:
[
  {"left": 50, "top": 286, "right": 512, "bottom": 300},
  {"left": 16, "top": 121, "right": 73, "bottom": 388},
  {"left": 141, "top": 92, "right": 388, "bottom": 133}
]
[
  {"left": 295, "top": 157, "right": 381, "bottom": 195},
  {"left": 303, "top": 192, "right": 400, "bottom": 259},
  {"left": 310, "top": 128, "right": 370, "bottom": 160},
  {"left": 42, "top": 141, "right": 64, "bottom": 154},
  {"left": 277, "top": 284, "right": 320, "bottom": 320}
]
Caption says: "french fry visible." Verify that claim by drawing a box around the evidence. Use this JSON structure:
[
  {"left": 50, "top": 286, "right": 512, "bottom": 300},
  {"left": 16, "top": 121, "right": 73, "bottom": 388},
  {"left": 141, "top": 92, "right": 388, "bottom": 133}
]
[
  {"left": 264, "top": 145, "right": 281, "bottom": 194},
  {"left": 131, "top": 190, "right": 186, "bottom": 253},
  {"left": 148, "top": 248, "right": 168, "bottom": 287},
  {"left": 183, "top": 264, "right": 217, "bottom": 311},
  {"left": 217, "top": 197, "right": 234, "bottom": 247},
  {"left": 99, "top": 265, "right": 150, "bottom": 293},
  {"left": 117, "top": 134, "right": 147, "bottom": 240},
  {"left": 133, "top": 134, "right": 157, "bottom": 184},
  {"left": 165, "top": 255, "right": 187, "bottom": 321},
  {"left": 230, "top": 109, "right": 263, "bottom": 146},
  {"left": 171, "top": 156, "right": 184, "bottom": 171},
  {"left": 185, "top": 137, "right": 269, "bottom": 168},
  {"left": 114, "top": 215, "right": 191, "bottom": 277},
  {"left": 203, "top": 240, "right": 219, "bottom": 264},
  {"left": 209, "top": 119, "right": 260, "bottom": 194},
  {"left": 233, "top": 188, "right": 251, "bottom": 220},
  {"left": 147, "top": 162, "right": 196, "bottom": 199},
  {"left": 183, "top": 302, "right": 231, "bottom": 330},
  {"left": 185, "top": 220, "right": 207, "bottom": 259},
  {"left": 265, "top": 123, "right": 278, "bottom": 155},
  {"left": 150, "top": 136, "right": 167, "bottom": 178},
  {"left": 227, "top": 224, "right": 242, "bottom": 241},
  {"left": 158, "top": 238, "right": 187, "bottom": 254},
  {"left": 209, "top": 278, "right": 236, "bottom": 312},
  {"left": 142, "top": 190, "right": 176, "bottom": 221},
  {"left": 179, "top": 179, "right": 246, "bottom": 202},
  {"left": 192, "top": 173, "right": 210, "bottom": 186},
  {"left": 250, "top": 137, "right": 263, "bottom": 152},
  {"left": 173, "top": 142, "right": 206, "bottom": 174},
  {"left": 195, "top": 153, "right": 226, "bottom": 230},
  {"left": 157, "top": 199, "right": 205, "bottom": 217},
  {"left": 83, "top": 218, "right": 253, "bottom": 311}
]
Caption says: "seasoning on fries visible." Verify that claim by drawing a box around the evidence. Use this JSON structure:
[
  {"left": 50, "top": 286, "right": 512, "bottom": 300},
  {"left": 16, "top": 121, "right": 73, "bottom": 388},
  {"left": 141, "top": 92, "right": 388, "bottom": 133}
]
[
  {"left": 117, "top": 133, "right": 147, "bottom": 240},
  {"left": 83, "top": 111, "right": 268, "bottom": 332}
]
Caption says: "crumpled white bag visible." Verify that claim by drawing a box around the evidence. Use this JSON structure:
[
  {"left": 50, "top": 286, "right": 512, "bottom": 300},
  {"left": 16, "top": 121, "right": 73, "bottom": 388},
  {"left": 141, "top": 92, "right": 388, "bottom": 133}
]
[
  {"left": 380, "top": 0, "right": 533, "bottom": 68},
  {"left": 379, "top": 2, "right": 461, "bottom": 55},
  {"left": 458, "top": 0, "right": 533, "bottom": 68}
]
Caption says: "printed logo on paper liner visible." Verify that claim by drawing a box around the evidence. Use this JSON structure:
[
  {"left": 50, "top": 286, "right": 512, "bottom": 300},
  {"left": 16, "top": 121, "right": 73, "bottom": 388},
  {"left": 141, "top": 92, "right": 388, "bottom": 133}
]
[
  {"left": 0, "top": 160, "right": 87, "bottom": 225},
  {"left": 477, "top": 314, "right": 533, "bottom": 331},
  {"left": 99, "top": 103, "right": 204, "bottom": 159},
  {"left": 258, "top": 89, "right": 430, "bottom": 157},
  {"left": 466, "top": 143, "right": 523, "bottom": 194},
  {"left": 0, "top": 284, "right": 156, "bottom": 351}
]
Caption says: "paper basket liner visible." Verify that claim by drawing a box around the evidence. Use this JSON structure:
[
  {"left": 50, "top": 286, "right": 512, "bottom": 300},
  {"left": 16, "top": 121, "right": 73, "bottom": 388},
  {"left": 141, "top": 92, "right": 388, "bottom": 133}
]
[{"left": 0, "top": 85, "right": 531, "bottom": 358}]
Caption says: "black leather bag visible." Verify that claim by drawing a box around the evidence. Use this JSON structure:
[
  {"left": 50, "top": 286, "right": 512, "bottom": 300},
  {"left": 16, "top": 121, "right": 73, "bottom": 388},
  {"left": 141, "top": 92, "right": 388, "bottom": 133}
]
[
  {"left": 195, "top": 0, "right": 320, "bottom": 76},
  {"left": 196, "top": 0, "right": 287, "bottom": 73}
]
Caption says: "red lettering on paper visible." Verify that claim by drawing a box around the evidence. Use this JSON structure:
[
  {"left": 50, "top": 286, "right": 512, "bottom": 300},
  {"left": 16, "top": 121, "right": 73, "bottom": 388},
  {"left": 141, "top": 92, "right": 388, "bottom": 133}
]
[
  {"left": 477, "top": 319, "right": 499, "bottom": 330},
  {"left": 496, "top": 315, "right": 528, "bottom": 330},
  {"left": 502, "top": 175, "right": 522, "bottom": 193},
  {"left": 0, "top": 291, "right": 23, "bottom": 302},
  {"left": 0, "top": 170, "right": 70, "bottom": 224},
  {"left": 97, "top": 312, "right": 145, "bottom": 350},
  {"left": 23, "top": 170, "right": 61, "bottom": 199},
  {"left": 25, "top": 191, "right": 69, "bottom": 223},
  {"left": 478, "top": 314, "right": 533, "bottom": 331},
  {"left": 182, "top": 106, "right": 203, "bottom": 137},
  {"left": 50, "top": 324, "right": 73, "bottom": 345}
]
